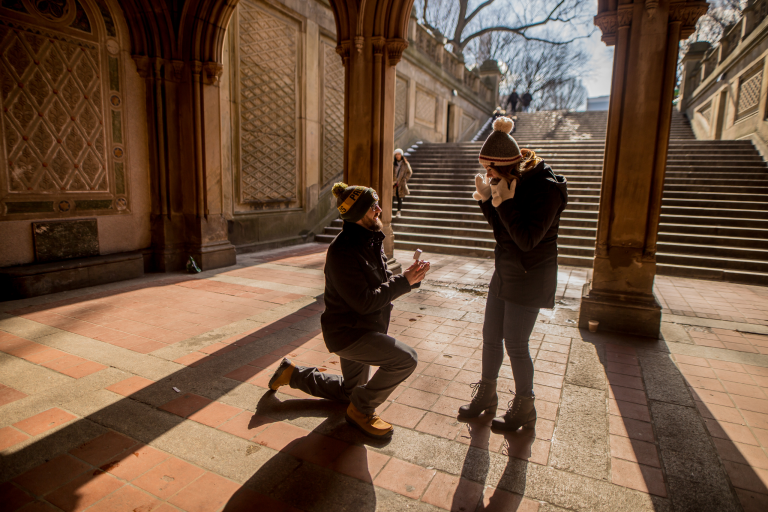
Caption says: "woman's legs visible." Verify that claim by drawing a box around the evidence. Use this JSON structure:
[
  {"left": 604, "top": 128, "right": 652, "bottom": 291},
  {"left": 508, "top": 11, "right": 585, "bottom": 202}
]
[
  {"left": 396, "top": 189, "right": 403, "bottom": 212},
  {"left": 502, "top": 303, "right": 540, "bottom": 396},
  {"left": 481, "top": 275, "right": 506, "bottom": 381}
]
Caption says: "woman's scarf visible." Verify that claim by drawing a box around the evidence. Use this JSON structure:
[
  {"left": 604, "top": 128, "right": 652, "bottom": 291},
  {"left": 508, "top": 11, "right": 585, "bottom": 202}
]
[{"left": 394, "top": 159, "right": 404, "bottom": 182}]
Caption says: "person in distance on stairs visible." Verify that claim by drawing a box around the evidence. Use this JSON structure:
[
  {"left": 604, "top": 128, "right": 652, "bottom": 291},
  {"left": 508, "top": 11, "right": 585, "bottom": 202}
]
[
  {"left": 505, "top": 89, "right": 520, "bottom": 114},
  {"left": 269, "top": 182, "right": 430, "bottom": 440},
  {"left": 459, "top": 116, "right": 568, "bottom": 434},
  {"left": 393, "top": 148, "right": 412, "bottom": 219}
]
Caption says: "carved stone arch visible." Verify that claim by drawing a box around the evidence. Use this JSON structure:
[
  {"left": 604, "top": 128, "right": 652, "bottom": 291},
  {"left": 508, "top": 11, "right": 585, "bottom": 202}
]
[
  {"left": 119, "top": 0, "right": 179, "bottom": 61},
  {"left": 179, "top": 0, "right": 238, "bottom": 63},
  {"left": 119, "top": 0, "right": 237, "bottom": 65}
]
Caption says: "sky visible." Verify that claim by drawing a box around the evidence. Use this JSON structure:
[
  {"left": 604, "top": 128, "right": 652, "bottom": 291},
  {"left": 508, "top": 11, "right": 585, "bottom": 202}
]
[{"left": 582, "top": 29, "right": 615, "bottom": 99}]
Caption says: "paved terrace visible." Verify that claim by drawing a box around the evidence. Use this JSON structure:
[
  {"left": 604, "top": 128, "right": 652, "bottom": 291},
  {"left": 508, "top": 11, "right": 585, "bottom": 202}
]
[{"left": 1, "top": 244, "right": 767, "bottom": 512}]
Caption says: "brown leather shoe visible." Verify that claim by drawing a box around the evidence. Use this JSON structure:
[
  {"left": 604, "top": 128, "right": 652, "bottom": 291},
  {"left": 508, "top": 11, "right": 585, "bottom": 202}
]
[
  {"left": 345, "top": 403, "right": 394, "bottom": 439},
  {"left": 268, "top": 358, "right": 295, "bottom": 391}
]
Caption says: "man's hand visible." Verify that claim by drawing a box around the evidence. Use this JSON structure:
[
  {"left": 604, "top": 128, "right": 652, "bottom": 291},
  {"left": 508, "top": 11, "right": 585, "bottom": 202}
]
[
  {"left": 491, "top": 178, "right": 517, "bottom": 207},
  {"left": 404, "top": 260, "right": 430, "bottom": 286}
]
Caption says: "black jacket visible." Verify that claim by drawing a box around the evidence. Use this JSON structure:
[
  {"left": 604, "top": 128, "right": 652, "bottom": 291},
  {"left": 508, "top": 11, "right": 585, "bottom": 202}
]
[
  {"left": 479, "top": 161, "right": 568, "bottom": 309},
  {"left": 321, "top": 221, "right": 413, "bottom": 352},
  {"left": 506, "top": 92, "right": 519, "bottom": 109}
]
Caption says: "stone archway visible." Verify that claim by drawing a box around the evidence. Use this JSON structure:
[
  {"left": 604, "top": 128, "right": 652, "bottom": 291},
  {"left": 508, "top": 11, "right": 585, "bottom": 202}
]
[{"left": 117, "top": 0, "right": 239, "bottom": 271}]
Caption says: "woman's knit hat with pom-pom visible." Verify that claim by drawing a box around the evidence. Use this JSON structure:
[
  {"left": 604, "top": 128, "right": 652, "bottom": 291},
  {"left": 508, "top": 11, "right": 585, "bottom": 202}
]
[
  {"left": 478, "top": 116, "right": 522, "bottom": 168},
  {"left": 332, "top": 182, "right": 379, "bottom": 222}
]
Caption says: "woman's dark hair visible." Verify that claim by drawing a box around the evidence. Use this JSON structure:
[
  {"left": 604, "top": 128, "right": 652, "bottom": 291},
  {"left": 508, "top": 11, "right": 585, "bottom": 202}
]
[{"left": 394, "top": 155, "right": 409, "bottom": 165}]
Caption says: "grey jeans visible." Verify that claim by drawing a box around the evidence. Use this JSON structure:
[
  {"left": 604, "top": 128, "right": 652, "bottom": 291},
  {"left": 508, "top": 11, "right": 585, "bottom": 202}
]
[{"left": 288, "top": 331, "right": 418, "bottom": 414}]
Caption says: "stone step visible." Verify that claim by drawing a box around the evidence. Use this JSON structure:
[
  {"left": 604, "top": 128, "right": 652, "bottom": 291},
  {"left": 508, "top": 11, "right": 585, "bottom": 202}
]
[
  {"left": 392, "top": 221, "right": 768, "bottom": 251},
  {"left": 319, "top": 111, "right": 768, "bottom": 284}
]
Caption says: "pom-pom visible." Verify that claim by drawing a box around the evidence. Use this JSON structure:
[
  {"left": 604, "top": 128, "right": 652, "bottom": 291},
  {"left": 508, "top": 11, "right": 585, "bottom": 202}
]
[
  {"left": 492, "top": 116, "right": 514, "bottom": 134},
  {"left": 331, "top": 182, "right": 348, "bottom": 198}
]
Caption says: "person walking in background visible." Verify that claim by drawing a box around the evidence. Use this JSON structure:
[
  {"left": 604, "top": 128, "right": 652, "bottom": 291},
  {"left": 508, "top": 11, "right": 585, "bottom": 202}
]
[
  {"left": 520, "top": 91, "right": 532, "bottom": 112},
  {"left": 268, "top": 182, "right": 430, "bottom": 439},
  {"left": 505, "top": 89, "right": 520, "bottom": 114},
  {"left": 393, "top": 148, "right": 412, "bottom": 219},
  {"left": 458, "top": 116, "right": 568, "bottom": 433}
]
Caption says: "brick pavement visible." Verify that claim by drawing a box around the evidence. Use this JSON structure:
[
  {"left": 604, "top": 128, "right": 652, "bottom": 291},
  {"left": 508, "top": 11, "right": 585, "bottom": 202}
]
[{"left": 0, "top": 243, "right": 766, "bottom": 511}]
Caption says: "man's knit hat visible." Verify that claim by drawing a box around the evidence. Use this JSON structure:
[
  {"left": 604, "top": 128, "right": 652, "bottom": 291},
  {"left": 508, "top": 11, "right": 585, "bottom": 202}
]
[
  {"left": 478, "top": 117, "right": 522, "bottom": 167},
  {"left": 332, "top": 182, "right": 379, "bottom": 222}
]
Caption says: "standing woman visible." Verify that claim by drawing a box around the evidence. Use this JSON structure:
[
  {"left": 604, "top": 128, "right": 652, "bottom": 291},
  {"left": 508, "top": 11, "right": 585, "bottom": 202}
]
[
  {"left": 393, "top": 148, "right": 412, "bottom": 218},
  {"left": 458, "top": 117, "right": 568, "bottom": 433}
]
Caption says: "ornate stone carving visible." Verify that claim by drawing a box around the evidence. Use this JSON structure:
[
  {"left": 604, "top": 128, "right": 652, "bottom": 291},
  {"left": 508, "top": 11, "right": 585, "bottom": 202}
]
[
  {"left": 132, "top": 55, "right": 150, "bottom": 78},
  {"left": 386, "top": 38, "right": 408, "bottom": 66},
  {"left": 371, "top": 36, "right": 386, "bottom": 57},
  {"left": 1, "top": 11, "right": 118, "bottom": 199},
  {"left": 646, "top": 0, "right": 659, "bottom": 17},
  {"left": 354, "top": 35, "right": 364, "bottom": 53},
  {"left": 322, "top": 43, "right": 344, "bottom": 186},
  {"left": 669, "top": 1, "right": 709, "bottom": 39},
  {"left": 335, "top": 40, "right": 351, "bottom": 66},
  {"left": 30, "top": 0, "right": 70, "bottom": 21},
  {"left": 238, "top": 1, "right": 297, "bottom": 205},
  {"left": 594, "top": 12, "right": 618, "bottom": 46},
  {"left": 736, "top": 68, "right": 763, "bottom": 119},
  {"left": 594, "top": 4, "right": 633, "bottom": 46},
  {"left": 202, "top": 61, "right": 223, "bottom": 85},
  {"left": 617, "top": 5, "right": 634, "bottom": 27}
]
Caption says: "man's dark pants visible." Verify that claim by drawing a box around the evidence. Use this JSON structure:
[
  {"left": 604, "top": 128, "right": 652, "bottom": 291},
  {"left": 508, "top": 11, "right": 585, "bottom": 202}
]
[{"left": 288, "top": 332, "right": 418, "bottom": 415}]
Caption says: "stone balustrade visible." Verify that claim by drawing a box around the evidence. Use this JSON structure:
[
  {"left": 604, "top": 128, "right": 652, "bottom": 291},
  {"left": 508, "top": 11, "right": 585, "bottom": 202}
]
[{"left": 677, "top": 0, "right": 768, "bottom": 154}]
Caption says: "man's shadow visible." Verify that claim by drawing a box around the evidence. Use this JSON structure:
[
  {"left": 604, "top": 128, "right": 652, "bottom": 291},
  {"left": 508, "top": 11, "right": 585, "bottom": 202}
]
[
  {"left": 452, "top": 412, "right": 533, "bottom": 511},
  {"left": 224, "top": 391, "right": 388, "bottom": 511}
]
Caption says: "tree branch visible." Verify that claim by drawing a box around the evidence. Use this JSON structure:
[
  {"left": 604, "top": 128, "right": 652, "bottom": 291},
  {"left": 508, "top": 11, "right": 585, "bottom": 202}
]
[
  {"left": 464, "top": 0, "right": 497, "bottom": 27},
  {"left": 458, "top": 0, "right": 574, "bottom": 50}
]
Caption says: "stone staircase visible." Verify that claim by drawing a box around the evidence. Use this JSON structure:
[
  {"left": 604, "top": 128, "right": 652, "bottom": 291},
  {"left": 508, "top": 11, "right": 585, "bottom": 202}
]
[{"left": 317, "top": 110, "right": 768, "bottom": 284}]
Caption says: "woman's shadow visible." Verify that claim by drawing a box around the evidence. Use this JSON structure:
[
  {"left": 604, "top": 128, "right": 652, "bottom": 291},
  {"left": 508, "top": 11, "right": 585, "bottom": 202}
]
[
  {"left": 453, "top": 412, "right": 533, "bottom": 512},
  {"left": 223, "top": 391, "right": 388, "bottom": 511}
]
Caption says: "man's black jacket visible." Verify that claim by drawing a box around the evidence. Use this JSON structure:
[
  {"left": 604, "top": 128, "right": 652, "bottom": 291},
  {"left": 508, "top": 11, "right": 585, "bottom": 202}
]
[
  {"left": 479, "top": 161, "right": 568, "bottom": 309},
  {"left": 321, "top": 221, "right": 413, "bottom": 352}
]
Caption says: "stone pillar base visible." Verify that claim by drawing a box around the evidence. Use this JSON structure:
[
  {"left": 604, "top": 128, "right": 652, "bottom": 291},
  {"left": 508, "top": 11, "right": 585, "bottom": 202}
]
[
  {"left": 387, "top": 257, "right": 402, "bottom": 274},
  {"left": 152, "top": 241, "right": 236, "bottom": 272},
  {"left": 191, "top": 241, "right": 237, "bottom": 271},
  {"left": 579, "top": 285, "right": 662, "bottom": 339}
]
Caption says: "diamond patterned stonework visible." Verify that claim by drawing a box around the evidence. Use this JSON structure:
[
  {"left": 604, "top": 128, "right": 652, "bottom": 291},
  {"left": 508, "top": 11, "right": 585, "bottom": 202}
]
[
  {"left": 0, "top": 23, "right": 109, "bottom": 195},
  {"left": 395, "top": 76, "right": 407, "bottom": 131},
  {"left": 322, "top": 43, "right": 344, "bottom": 186},
  {"left": 238, "top": 1, "right": 298, "bottom": 205},
  {"left": 737, "top": 68, "right": 762, "bottom": 119},
  {"left": 415, "top": 88, "right": 437, "bottom": 127}
]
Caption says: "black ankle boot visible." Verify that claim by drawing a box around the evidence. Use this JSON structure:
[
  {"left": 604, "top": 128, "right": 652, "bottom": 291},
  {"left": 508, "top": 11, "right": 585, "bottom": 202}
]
[
  {"left": 491, "top": 392, "right": 536, "bottom": 432},
  {"left": 458, "top": 380, "right": 498, "bottom": 418}
]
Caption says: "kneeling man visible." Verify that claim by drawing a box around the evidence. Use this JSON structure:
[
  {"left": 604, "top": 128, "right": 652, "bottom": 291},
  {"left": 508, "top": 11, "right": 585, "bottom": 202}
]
[{"left": 269, "top": 182, "right": 429, "bottom": 439}]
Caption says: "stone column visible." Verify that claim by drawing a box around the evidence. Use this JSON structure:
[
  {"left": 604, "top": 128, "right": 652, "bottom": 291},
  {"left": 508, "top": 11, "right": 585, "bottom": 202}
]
[
  {"left": 579, "top": 0, "right": 707, "bottom": 337},
  {"left": 330, "top": 1, "right": 410, "bottom": 263},
  {"left": 135, "top": 57, "right": 236, "bottom": 272}
]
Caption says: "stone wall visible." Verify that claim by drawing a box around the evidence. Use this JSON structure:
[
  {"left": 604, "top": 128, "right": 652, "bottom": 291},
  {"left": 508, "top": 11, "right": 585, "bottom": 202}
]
[
  {"left": 220, "top": 0, "right": 498, "bottom": 254},
  {"left": 678, "top": 0, "right": 768, "bottom": 156},
  {"left": 0, "top": 0, "right": 499, "bottom": 271},
  {"left": 219, "top": 0, "right": 339, "bottom": 254},
  {"left": 0, "top": 0, "right": 150, "bottom": 268}
]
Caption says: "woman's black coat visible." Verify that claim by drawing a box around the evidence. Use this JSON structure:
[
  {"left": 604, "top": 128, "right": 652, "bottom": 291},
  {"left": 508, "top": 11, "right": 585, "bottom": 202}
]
[{"left": 478, "top": 161, "right": 568, "bottom": 309}]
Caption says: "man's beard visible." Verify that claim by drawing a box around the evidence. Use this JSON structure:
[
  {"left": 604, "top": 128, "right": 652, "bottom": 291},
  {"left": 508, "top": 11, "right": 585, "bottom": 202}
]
[{"left": 361, "top": 215, "right": 383, "bottom": 232}]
